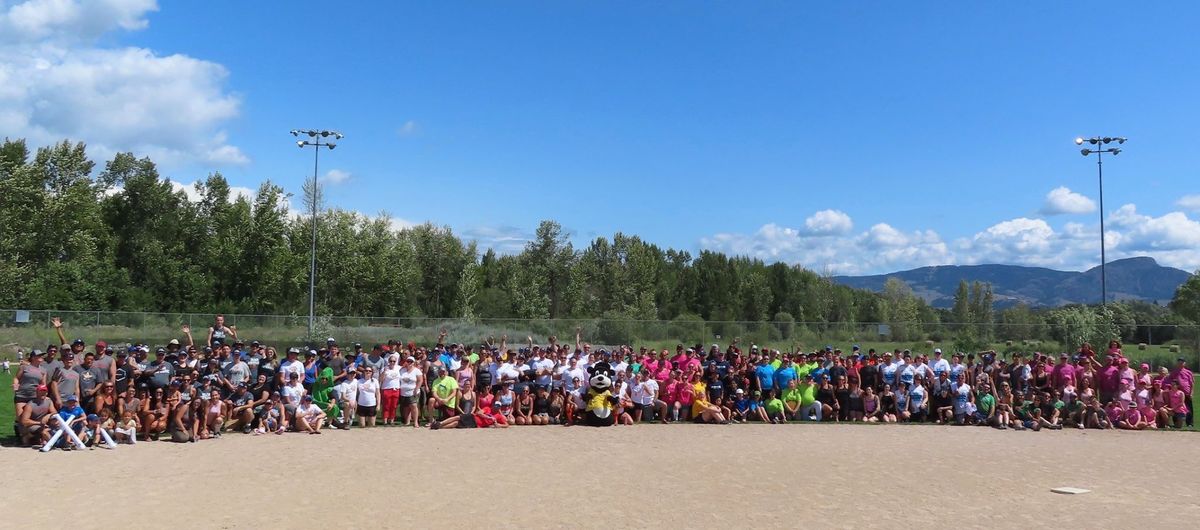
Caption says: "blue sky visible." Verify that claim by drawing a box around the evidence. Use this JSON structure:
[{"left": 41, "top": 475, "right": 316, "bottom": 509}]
[{"left": 4, "top": 1, "right": 1200, "bottom": 274}]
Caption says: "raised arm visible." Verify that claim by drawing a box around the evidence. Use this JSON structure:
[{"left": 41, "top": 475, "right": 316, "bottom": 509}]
[
  {"left": 52, "top": 317, "right": 68, "bottom": 348},
  {"left": 575, "top": 327, "right": 582, "bottom": 353},
  {"left": 181, "top": 325, "right": 194, "bottom": 348}
]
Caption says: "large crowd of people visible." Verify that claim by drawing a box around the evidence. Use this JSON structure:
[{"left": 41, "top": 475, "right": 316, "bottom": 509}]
[{"left": 9, "top": 315, "right": 1195, "bottom": 450}]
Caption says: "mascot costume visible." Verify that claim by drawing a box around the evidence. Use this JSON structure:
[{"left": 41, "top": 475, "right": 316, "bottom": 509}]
[{"left": 582, "top": 360, "right": 619, "bottom": 426}]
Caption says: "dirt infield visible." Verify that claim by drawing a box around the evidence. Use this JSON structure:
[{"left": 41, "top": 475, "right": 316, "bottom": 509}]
[{"left": 2, "top": 424, "right": 1198, "bottom": 529}]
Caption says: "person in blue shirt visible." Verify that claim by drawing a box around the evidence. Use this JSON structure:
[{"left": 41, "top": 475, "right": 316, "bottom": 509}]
[
  {"left": 56, "top": 395, "right": 86, "bottom": 448},
  {"left": 774, "top": 358, "right": 798, "bottom": 392},
  {"left": 754, "top": 359, "right": 776, "bottom": 396}
]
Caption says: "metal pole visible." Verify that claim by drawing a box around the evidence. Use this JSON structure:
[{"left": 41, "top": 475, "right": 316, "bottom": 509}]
[
  {"left": 308, "top": 143, "right": 320, "bottom": 342},
  {"left": 1097, "top": 148, "right": 1106, "bottom": 306}
]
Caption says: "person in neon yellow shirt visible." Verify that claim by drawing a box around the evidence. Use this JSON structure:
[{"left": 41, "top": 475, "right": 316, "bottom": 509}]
[
  {"left": 428, "top": 368, "right": 459, "bottom": 419},
  {"left": 782, "top": 379, "right": 804, "bottom": 421}
]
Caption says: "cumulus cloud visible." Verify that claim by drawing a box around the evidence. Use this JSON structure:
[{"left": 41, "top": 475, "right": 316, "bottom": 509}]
[
  {"left": 803, "top": 209, "right": 853, "bottom": 236},
  {"left": 0, "top": 0, "right": 245, "bottom": 167},
  {"left": 1176, "top": 194, "right": 1200, "bottom": 212},
  {"left": 700, "top": 205, "right": 1200, "bottom": 275},
  {"left": 322, "top": 169, "right": 351, "bottom": 185},
  {"left": 700, "top": 218, "right": 951, "bottom": 275},
  {"left": 1039, "top": 186, "right": 1096, "bottom": 215}
]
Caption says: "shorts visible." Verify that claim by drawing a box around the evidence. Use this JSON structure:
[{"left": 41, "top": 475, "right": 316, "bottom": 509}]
[
  {"left": 400, "top": 395, "right": 417, "bottom": 406},
  {"left": 1022, "top": 420, "right": 1036, "bottom": 429},
  {"left": 456, "top": 414, "right": 478, "bottom": 429},
  {"left": 170, "top": 430, "right": 192, "bottom": 443},
  {"left": 357, "top": 405, "right": 377, "bottom": 417},
  {"left": 632, "top": 403, "right": 646, "bottom": 413},
  {"left": 1175, "top": 413, "right": 1187, "bottom": 422}
]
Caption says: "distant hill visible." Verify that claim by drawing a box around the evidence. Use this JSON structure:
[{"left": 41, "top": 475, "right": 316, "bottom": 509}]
[{"left": 832, "top": 257, "right": 1193, "bottom": 308}]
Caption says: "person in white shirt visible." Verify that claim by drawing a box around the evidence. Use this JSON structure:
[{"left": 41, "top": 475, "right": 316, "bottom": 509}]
[
  {"left": 334, "top": 374, "right": 359, "bottom": 426},
  {"left": 930, "top": 349, "right": 951, "bottom": 379},
  {"left": 356, "top": 367, "right": 380, "bottom": 428},
  {"left": 497, "top": 359, "right": 520, "bottom": 384},
  {"left": 531, "top": 353, "right": 554, "bottom": 390},
  {"left": 563, "top": 359, "right": 586, "bottom": 394},
  {"left": 380, "top": 354, "right": 403, "bottom": 425},
  {"left": 279, "top": 348, "right": 305, "bottom": 387},
  {"left": 294, "top": 395, "right": 325, "bottom": 434},
  {"left": 398, "top": 356, "right": 423, "bottom": 427},
  {"left": 629, "top": 370, "right": 668, "bottom": 423}
]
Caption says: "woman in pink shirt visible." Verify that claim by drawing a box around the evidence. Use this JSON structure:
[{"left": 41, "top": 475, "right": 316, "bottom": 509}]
[
  {"left": 1118, "top": 401, "right": 1149, "bottom": 430},
  {"left": 1165, "top": 381, "right": 1189, "bottom": 429},
  {"left": 666, "top": 372, "right": 686, "bottom": 422}
]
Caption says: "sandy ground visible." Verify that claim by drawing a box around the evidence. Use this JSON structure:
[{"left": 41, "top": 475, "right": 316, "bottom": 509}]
[{"left": 2, "top": 424, "right": 1198, "bottom": 529}]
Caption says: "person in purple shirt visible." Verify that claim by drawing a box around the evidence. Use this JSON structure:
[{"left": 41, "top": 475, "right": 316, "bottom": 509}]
[
  {"left": 1051, "top": 353, "right": 1076, "bottom": 391},
  {"left": 1166, "top": 357, "right": 1194, "bottom": 427},
  {"left": 1098, "top": 356, "right": 1121, "bottom": 404}
]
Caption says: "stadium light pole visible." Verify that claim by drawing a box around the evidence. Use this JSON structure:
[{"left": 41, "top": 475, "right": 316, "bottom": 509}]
[
  {"left": 1074, "top": 135, "right": 1126, "bottom": 306},
  {"left": 290, "top": 129, "right": 344, "bottom": 340}
]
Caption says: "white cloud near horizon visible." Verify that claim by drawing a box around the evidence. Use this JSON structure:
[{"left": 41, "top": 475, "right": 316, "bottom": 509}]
[
  {"left": 0, "top": 0, "right": 246, "bottom": 167},
  {"left": 701, "top": 205, "right": 1200, "bottom": 275},
  {"left": 1040, "top": 186, "right": 1096, "bottom": 215}
]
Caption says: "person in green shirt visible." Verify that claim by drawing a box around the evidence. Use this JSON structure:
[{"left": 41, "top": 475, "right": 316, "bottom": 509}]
[
  {"left": 782, "top": 380, "right": 804, "bottom": 421},
  {"left": 764, "top": 390, "right": 786, "bottom": 424},
  {"left": 797, "top": 374, "right": 821, "bottom": 421},
  {"left": 975, "top": 388, "right": 996, "bottom": 427},
  {"left": 428, "top": 368, "right": 459, "bottom": 419}
]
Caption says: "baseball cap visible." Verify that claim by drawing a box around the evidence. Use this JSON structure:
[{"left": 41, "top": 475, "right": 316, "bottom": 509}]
[
  {"left": 64, "top": 394, "right": 78, "bottom": 402},
  {"left": 95, "top": 340, "right": 108, "bottom": 350},
  {"left": 30, "top": 349, "right": 45, "bottom": 357},
  {"left": 406, "top": 356, "right": 416, "bottom": 362},
  {"left": 287, "top": 347, "right": 300, "bottom": 355},
  {"left": 326, "top": 337, "right": 337, "bottom": 344},
  {"left": 933, "top": 348, "right": 942, "bottom": 354},
  {"left": 735, "top": 388, "right": 744, "bottom": 394},
  {"left": 250, "top": 340, "right": 261, "bottom": 347},
  {"left": 86, "top": 414, "right": 99, "bottom": 422},
  {"left": 353, "top": 343, "right": 362, "bottom": 349},
  {"left": 36, "top": 384, "right": 48, "bottom": 391},
  {"left": 168, "top": 339, "right": 180, "bottom": 346},
  {"left": 305, "top": 349, "right": 317, "bottom": 356},
  {"left": 301, "top": 394, "right": 313, "bottom": 402},
  {"left": 72, "top": 338, "right": 85, "bottom": 346}
]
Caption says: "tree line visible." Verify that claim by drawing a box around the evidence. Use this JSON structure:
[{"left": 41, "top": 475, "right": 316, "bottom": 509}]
[{"left": 3, "top": 139, "right": 1199, "bottom": 348}]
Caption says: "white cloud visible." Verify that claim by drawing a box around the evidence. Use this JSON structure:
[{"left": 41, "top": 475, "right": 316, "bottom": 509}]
[
  {"left": 1176, "top": 194, "right": 1200, "bottom": 212},
  {"left": 0, "top": 0, "right": 156, "bottom": 43},
  {"left": 398, "top": 120, "right": 420, "bottom": 137},
  {"left": 462, "top": 225, "right": 532, "bottom": 255},
  {"left": 0, "top": 0, "right": 244, "bottom": 167},
  {"left": 700, "top": 221, "right": 951, "bottom": 275},
  {"left": 1040, "top": 186, "right": 1096, "bottom": 215},
  {"left": 803, "top": 209, "right": 853, "bottom": 235},
  {"left": 322, "top": 169, "right": 351, "bottom": 185},
  {"left": 168, "top": 180, "right": 255, "bottom": 204},
  {"left": 699, "top": 206, "right": 1200, "bottom": 275}
]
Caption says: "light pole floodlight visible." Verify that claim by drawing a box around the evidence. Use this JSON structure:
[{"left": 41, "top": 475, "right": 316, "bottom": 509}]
[
  {"left": 327, "top": 143, "right": 336, "bottom": 150},
  {"left": 1080, "top": 148, "right": 1090, "bottom": 156},
  {"left": 1075, "top": 137, "right": 1084, "bottom": 145}
]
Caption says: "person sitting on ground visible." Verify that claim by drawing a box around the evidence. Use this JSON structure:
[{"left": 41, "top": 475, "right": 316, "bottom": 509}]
[
  {"left": 294, "top": 395, "right": 326, "bottom": 434},
  {"left": 115, "top": 409, "right": 139, "bottom": 444},
  {"left": 18, "top": 384, "right": 56, "bottom": 447}
]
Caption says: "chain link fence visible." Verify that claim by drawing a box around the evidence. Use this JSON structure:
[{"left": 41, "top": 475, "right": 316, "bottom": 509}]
[{"left": 2, "top": 309, "right": 1198, "bottom": 368}]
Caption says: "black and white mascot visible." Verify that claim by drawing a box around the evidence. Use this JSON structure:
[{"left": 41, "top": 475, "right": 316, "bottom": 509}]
[{"left": 582, "top": 360, "right": 619, "bottom": 426}]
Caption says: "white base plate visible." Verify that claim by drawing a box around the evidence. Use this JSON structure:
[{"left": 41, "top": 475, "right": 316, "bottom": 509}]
[{"left": 1051, "top": 487, "right": 1091, "bottom": 495}]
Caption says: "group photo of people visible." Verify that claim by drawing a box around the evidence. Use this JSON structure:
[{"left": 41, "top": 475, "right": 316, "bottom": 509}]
[{"left": 10, "top": 315, "right": 1196, "bottom": 450}]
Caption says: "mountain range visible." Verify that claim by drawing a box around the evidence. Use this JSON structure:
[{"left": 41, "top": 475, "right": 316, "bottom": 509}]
[{"left": 832, "top": 257, "right": 1193, "bottom": 308}]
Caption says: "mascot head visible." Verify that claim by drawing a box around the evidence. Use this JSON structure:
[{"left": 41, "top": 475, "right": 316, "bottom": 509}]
[{"left": 587, "top": 360, "right": 615, "bottom": 392}]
